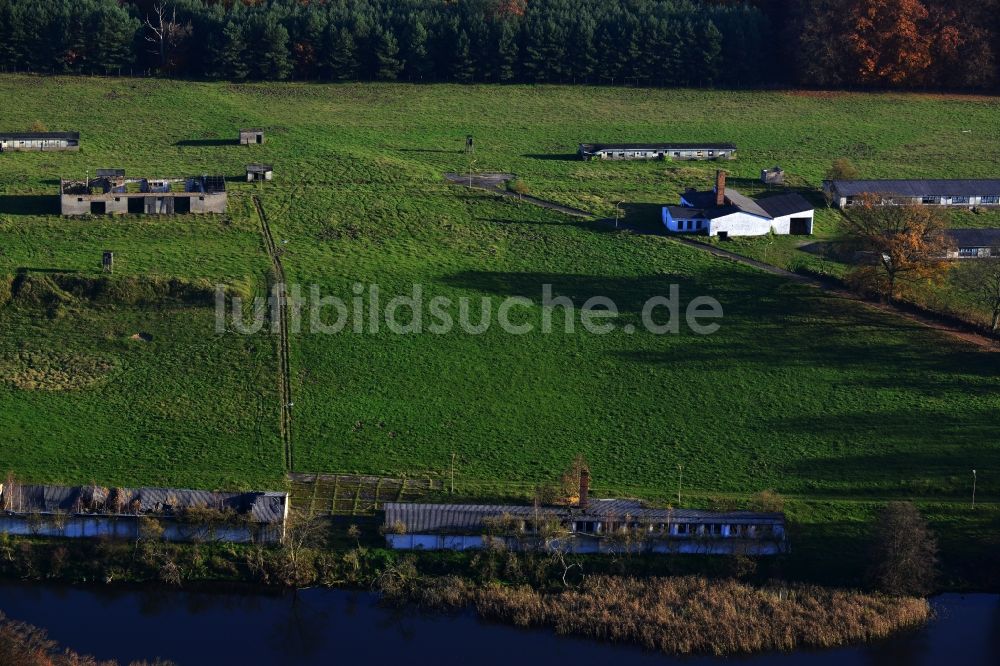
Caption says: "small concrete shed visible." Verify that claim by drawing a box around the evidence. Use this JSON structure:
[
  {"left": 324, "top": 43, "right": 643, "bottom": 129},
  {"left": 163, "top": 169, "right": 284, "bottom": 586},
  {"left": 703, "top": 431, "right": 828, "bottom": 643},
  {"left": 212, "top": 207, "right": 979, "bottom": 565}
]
[
  {"left": 240, "top": 128, "right": 264, "bottom": 145},
  {"left": 247, "top": 164, "right": 273, "bottom": 182},
  {"left": 761, "top": 166, "right": 785, "bottom": 185}
]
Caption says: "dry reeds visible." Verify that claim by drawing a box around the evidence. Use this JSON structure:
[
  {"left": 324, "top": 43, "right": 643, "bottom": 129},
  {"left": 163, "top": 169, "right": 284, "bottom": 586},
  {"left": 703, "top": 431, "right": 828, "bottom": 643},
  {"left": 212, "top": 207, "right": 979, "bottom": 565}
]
[{"left": 399, "top": 575, "right": 930, "bottom": 656}]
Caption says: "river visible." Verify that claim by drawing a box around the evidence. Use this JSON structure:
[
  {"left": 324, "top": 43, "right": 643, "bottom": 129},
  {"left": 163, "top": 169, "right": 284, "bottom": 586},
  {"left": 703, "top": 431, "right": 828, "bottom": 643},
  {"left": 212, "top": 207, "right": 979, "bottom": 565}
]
[{"left": 0, "top": 582, "right": 997, "bottom": 665}]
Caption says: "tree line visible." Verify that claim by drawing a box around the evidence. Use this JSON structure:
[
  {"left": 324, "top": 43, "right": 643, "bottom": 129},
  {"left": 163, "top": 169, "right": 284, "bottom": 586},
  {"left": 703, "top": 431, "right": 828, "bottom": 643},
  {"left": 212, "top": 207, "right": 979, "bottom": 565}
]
[{"left": 0, "top": 0, "right": 996, "bottom": 90}]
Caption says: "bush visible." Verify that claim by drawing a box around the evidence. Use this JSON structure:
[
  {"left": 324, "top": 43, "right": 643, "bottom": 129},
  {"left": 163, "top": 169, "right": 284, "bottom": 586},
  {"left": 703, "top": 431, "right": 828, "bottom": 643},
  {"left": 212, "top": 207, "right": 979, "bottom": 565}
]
[
  {"left": 0, "top": 274, "right": 13, "bottom": 307},
  {"left": 507, "top": 178, "right": 529, "bottom": 196}
]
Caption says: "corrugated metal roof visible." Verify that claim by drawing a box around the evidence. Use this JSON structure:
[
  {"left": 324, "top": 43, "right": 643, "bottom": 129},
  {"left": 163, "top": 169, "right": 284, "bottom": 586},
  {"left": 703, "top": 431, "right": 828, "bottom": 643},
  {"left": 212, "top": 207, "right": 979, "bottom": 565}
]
[
  {"left": 1, "top": 484, "right": 287, "bottom": 524},
  {"left": 384, "top": 501, "right": 784, "bottom": 533},
  {"left": 828, "top": 179, "right": 1000, "bottom": 197}
]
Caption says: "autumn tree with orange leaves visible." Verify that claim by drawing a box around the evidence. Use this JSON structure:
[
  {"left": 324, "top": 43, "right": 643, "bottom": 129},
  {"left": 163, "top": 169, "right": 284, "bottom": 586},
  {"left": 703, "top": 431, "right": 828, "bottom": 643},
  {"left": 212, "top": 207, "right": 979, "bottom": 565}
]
[
  {"left": 847, "top": 0, "right": 933, "bottom": 86},
  {"left": 841, "top": 194, "right": 954, "bottom": 302}
]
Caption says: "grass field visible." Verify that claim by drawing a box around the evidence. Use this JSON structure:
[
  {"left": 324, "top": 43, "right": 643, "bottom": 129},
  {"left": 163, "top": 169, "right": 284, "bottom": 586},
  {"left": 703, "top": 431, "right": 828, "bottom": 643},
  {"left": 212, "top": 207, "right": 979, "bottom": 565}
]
[{"left": 0, "top": 77, "right": 998, "bottom": 584}]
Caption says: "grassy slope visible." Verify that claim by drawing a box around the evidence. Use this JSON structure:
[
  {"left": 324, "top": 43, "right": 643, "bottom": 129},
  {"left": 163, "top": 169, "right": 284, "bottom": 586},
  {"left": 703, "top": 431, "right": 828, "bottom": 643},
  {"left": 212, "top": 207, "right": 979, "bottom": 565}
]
[{"left": 0, "top": 80, "right": 997, "bottom": 583}]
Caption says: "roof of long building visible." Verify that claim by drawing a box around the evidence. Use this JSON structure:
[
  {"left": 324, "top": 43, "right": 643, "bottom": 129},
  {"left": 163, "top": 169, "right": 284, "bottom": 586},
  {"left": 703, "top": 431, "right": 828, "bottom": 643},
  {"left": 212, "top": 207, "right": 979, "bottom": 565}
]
[
  {"left": 0, "top": 131, "right": 79, "bottom": 140},
  {"left": 0, "top": 484, "right": 287, "bottom": 524},
  {"left": 580, "top": 142, "right": 737, "bottom": 152},
  {"left": 384, "top": 500, "right": 785, "bottom": 533},
  {"left": 947, "top": 228, "right": 1000, "bottom": 247},
  {"left": 827, "top": 179, "right": 1000, "bottom": 197}
]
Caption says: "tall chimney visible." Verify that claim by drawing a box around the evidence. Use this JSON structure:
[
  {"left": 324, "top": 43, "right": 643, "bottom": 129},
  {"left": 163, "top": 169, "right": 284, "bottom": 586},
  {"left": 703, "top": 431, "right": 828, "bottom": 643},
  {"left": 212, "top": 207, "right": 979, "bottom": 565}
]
[
  {"left": 579, "top": 468, "right": 590, "bottom": 510},
  {"left": 715, "top": 170, "right": 727, "bottom": 207}
]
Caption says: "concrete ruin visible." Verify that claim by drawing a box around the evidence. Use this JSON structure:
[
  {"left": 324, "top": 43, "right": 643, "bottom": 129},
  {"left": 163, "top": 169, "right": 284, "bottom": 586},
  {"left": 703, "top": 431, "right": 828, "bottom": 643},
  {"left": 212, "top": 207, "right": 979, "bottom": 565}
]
[
  {"left": 240, "top": 128, "right": 265, "bottom": 145},
  {"left": 247, "top": 163, "right": 273, "bottom": 181},
  {"left": 0, "top": 131, "right": 80, "bottom": 152},
  {"left": 60, "top": 172, "right": 227, "bottom": 216}
]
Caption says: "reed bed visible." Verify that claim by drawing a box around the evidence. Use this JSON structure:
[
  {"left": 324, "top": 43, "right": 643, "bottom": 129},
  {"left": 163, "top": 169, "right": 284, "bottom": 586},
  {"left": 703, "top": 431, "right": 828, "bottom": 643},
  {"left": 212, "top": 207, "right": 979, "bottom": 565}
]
[{"left": 403, "top": 575, "right": 930, "bottom": 656}]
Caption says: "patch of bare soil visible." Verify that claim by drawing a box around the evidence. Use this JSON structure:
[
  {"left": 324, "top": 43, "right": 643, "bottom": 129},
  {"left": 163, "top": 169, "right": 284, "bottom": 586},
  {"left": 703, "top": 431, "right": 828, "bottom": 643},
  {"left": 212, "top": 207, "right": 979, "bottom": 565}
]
[{"left": 130, "top": 332, "right": 153, "bottom": 342}]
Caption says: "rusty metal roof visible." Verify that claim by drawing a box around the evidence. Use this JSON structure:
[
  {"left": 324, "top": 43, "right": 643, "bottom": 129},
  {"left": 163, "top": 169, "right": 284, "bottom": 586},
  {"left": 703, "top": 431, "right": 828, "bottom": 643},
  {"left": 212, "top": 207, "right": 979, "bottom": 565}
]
[
  {"left": 384, "top": 501, "right": 785, "bottom": 533},
  {"left": 1, "top": 484, "right": 287, "bottom": 524}
]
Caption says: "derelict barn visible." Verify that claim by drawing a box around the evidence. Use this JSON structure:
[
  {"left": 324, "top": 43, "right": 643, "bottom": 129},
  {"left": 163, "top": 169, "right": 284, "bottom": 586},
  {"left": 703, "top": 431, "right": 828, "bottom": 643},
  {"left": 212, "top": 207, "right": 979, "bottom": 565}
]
[
  {"left": 240, "top": 128, "right": 265, "bottom": 145},
  {"left": 824, "top": 179, "right": 1000, "bottom": 209},
  {"left": 0, "top": 482, "right": 288, "bottom": 544},
  {"left": 761, "top": 166, "right": 785, "bottom": 185},
  {"left": 0, "top": 131, "right": 80, "bottom": 152},
  {"left": 384, "top": 501, "right": 786, "bottom": 555},
  {"left": 60, "top": 172, "right": 227, "bottom": 216},
  {"left": 247, "top": 163, "right": 273, "bottom": 181},
  {"left": 579, "top": 143, "right": 736, "bottom": 161}
]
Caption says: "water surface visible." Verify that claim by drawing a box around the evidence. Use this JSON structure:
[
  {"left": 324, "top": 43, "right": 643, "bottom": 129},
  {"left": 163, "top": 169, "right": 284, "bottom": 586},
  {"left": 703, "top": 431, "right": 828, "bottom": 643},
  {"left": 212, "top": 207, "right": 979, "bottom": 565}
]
[{"left": 0, "top": 582, "right": 996, "bottom": 665}]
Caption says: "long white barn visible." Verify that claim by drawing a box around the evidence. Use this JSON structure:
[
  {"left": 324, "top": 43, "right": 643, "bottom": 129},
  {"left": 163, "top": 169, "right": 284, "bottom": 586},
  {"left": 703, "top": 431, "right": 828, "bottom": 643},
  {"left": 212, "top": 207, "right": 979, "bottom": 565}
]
[{"left": 663, "top": 171, "right": 814, "bottom": 238}]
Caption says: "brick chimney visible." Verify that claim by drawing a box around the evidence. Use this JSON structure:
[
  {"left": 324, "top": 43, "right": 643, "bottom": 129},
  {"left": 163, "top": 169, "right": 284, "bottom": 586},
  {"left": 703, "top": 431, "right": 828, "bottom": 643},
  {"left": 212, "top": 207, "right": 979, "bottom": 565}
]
[
  {"left": 579, "top": 468, "right": 590, "bottom": 510},
  {"left": 715, "top": 170, "right": 727, "bottom": 207}
]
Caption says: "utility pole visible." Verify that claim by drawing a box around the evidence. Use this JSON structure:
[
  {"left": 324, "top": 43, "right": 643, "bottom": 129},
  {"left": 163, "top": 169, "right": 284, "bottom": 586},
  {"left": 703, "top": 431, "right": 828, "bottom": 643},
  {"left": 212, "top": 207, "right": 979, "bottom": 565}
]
[
  {"left": 451, "top": 452, "right": 456, "bottom": 494},
  {"left": 676, "top": 463, "right": 683, "bottom": 505},
  {"left": 972, "top": 469, "right": 977, "bottom": 509},
  {"left": 615, "top": 200, "right": 624, "bottom": 229}
]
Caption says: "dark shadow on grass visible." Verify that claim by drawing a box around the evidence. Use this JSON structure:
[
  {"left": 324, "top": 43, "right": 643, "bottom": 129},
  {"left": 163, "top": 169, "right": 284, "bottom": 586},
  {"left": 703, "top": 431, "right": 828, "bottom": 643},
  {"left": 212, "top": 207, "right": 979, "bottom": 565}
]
[
  {"left": 397, "top": 148, "right": 461, "bottom": 154},
  {"left": 474, "top": 216, "right": 620, "bottom": 234},
  {"left": 440, "top": 270, "right": 729, "bottom": 314},
  {"left": 777, "top": 435, "right": 1000, "bottom": 498},
  {"left": 0, "top": 195, "right": 59, "bottom": 216},
  {"left": 16, "top": 267, "right": 81, "bottom": 274},
  {"left": 175, "top": 138, "right": 237, "bottom": 147},
  {"left": 522, "top": 153, "right": 579, "bottom": 161},
  {"left": 622, "top": 202, "right": 668, "bottom": 233}
]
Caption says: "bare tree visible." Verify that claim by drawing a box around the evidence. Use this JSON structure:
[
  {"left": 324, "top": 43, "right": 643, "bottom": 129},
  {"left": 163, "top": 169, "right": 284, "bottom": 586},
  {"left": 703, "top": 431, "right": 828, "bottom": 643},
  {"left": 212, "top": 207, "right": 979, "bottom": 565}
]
[
  {"left": 868, "top": 502, "right": 938, "bottom": 596},
  {"left": 953, "top": 259, "right": 1000, "bottom": 331},
  {"left": 144, "top": 2, "right": 193, "bottom": 72}
]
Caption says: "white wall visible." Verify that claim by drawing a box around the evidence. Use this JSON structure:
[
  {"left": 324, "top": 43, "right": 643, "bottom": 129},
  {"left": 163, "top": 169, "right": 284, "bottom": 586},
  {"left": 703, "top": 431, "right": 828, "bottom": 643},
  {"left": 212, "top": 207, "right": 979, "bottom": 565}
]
[
  {"left": 662, "top": 207, "right": 709, "bottom": 233},
  {"left": 709, "top": 210, "right": 814, "bottom": 237},
  {"left": 708, "top": 212, "right": 774, "bottom": 237}
]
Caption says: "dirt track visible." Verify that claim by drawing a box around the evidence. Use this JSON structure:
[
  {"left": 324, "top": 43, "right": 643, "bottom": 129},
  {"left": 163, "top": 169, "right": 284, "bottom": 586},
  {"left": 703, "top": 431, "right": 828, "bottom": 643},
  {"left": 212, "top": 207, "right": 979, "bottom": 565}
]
[{"left": 253, "top": 195, "right": 295, "bottom": 470}]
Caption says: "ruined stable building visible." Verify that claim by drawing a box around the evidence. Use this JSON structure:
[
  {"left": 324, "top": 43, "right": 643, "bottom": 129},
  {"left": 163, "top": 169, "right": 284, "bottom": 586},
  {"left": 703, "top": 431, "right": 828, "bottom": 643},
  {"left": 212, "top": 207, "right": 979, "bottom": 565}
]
[
  {"left": 578, "top": 142, "right": 736, "bottom": 161},
  {"left": 0, "top": 131, "right": 80, "bottom": 152},
  {"left": 0, "top": 482, "right": 288, "bottom": 544},
  {"left": 246, "top": 163, "right": 273, "bottom": 181},
  {"left": 240, "top": 128, "right": 265, "bottom": 145},
  {"left": 60, "top": 172, "right": 227, "bottom": 216}
]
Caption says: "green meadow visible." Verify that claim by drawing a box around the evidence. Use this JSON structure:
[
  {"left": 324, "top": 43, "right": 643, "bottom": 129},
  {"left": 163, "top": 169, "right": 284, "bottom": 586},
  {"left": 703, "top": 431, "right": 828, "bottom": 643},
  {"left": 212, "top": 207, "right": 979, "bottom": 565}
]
[{"left": 0, "top": 77, "right": 997, "bottom": 582}]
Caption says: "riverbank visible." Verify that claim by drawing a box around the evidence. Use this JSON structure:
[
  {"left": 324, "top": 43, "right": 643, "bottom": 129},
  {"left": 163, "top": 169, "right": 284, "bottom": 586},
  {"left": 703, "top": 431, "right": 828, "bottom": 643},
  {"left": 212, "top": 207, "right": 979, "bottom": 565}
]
[{"left": 1, "top": 580, "right": 997, "bottom": 666}]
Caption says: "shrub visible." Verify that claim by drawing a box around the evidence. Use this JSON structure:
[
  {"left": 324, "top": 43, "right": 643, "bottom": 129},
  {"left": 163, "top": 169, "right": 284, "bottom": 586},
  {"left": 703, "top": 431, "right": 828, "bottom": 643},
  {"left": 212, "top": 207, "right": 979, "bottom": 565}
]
[{"left": 507, "top": 178, "right": 529, "bottom": 195}]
